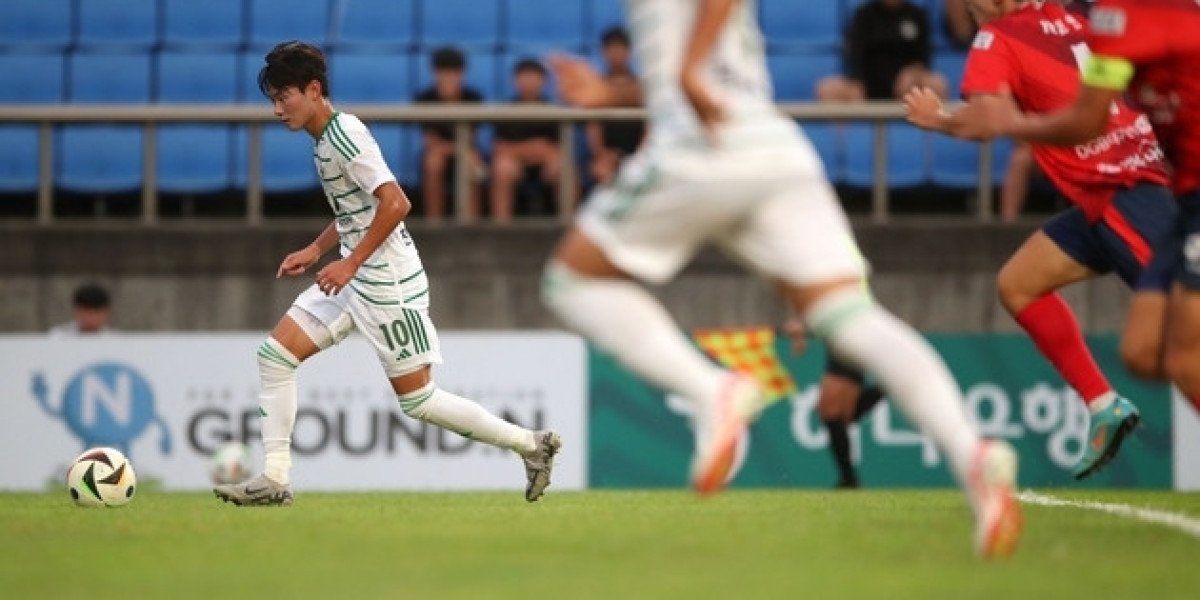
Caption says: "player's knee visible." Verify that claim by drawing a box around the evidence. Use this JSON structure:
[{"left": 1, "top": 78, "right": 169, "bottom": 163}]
[
  {"left": 994, "top": 267, "right": 1028, "bottom": 314},
  {"left": 397, "top": 380, "right": 437, "bottom": 419},
  {"left": 257, "top": 337, "right": 299, "bottom": 379},
  {"left": 1164, "top": 346, "right": 1200, "bottom": 394},
  {"left": 1120, "top": 334, "right": 1163, "bottom": 380}
]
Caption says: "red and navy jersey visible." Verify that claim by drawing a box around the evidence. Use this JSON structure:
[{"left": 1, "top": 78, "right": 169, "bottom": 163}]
[
  {"left": 1087, "top": 0, "right": 1200, "bottom": 195},
  {"left": 962, "top": 1, "right": 1170, "bottom": 221}
]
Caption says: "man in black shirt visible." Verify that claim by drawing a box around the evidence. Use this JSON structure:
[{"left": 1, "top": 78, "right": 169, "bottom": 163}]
[
  {"left": 586, "top": 27, "right": 644, "bottom": 186},
  {"left": 491, "top": 59, "right": 569, "bottom": 222},
  {"left": 817, "top": 0, "right": 948, "bottom": 101},
  {"left": 414, "top": 47, "right": 485, "bottom": 222}
]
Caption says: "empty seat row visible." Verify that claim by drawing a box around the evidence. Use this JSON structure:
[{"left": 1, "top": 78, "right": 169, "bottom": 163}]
[
  {"left": 0, "top": 45, "right": 969, "bottom": 104},
  {"left": 0, "top": 0, "right": 961, "bottom": 51}
]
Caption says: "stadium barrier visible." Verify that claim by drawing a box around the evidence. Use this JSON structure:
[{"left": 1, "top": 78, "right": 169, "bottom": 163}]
[
  {"left": 2, "top": 332, "right": 1195, "bottom": 491},
  {"left": 0, "top": 102, "right": 998, "bottom": 225}
]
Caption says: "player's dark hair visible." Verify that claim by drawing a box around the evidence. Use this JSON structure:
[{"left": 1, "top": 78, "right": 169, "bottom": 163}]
[
  {"left": 432, "top": 47, "right": 466, "bottom": 71},
  {"left": 601, "top": 26, "right": 631, "bottom": 47},
  {"left": 73, "top": 283, "right": 110, "bottom": 309},
  {"left": 513, "top": 58, "right": 547, "bottom": 77},
  {"left": 258, "top": 41, "right": 329, "bottom": 98}
]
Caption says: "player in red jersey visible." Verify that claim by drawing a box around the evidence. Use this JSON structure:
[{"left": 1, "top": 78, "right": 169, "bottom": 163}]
[
  {"left": 954, "top": 0, "right": 1200, "bottom": 414},
  {"left": 904, "top": 0, "right": 1178, "bottom": 479}
]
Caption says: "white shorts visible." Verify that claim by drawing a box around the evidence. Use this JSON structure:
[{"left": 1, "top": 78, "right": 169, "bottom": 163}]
[
  {"left": 577, "top": 142, "right": 868, "bottom": 286},
  {"left": 291, "top": 260, "right": 441, "bottom": 378}
]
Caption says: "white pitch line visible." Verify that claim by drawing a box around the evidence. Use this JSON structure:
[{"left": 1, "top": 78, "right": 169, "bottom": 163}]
[{"left": 1019, "top": 490, "right": 1200, "bottom": 540}]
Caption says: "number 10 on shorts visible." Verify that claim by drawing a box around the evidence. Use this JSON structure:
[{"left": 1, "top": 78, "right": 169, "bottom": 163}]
[{"left": 378, "top": 310, "right": 433, "bottom": 359}]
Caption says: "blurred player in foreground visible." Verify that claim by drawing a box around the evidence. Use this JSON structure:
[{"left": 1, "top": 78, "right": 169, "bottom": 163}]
[
  {"left": 904, "top": 0, "right": 1175, "bottom": 479},
  {"left": 214, "top": 42, "right": 560, "bottom": 507},
  {"left": 953, "top": 0, "right": 1200, "bottom": 415},
  {"left": 543, "top": 0, "right": 1021, "bottom": 557},
  {"left": 783, "top": 318, "right": 883, "bottom": 489}
]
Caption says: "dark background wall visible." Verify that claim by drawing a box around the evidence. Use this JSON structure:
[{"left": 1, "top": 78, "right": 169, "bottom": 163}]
[{"left": 0, "top": 219, "right": 1130, "bottom": 333}]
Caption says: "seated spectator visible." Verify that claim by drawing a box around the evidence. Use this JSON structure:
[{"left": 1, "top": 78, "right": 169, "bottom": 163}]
[
  {"left": 414, "top": 47, "right": 486, "bottom": 223},
  {"left": 941, "top": 0, "right": 978, "bottom": 50},
  {"left": 817, "top": 0, "right": 949, "bottom": 101},
  {"left": 49, "top": 283, "right": 114, "bottom": 336},
  {"left": 491, "top": 59, "right": 571, "bottom": 223},
  {"left": 586, "top": 27, "right": 644, "bottom": 186}
]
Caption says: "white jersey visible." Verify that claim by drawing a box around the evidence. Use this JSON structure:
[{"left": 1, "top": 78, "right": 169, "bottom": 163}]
[
  {"left": 626, "top": 0, "right": 803, "bottom": 151},
  {"left": 314, "top": 112, "right": 420, "bottom": 270}
]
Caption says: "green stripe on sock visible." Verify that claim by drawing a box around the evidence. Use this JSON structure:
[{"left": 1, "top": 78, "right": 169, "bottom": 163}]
[
  {"left": 398, "top": 388, "right": 436, "bottom": 412},
  {"left": 808, "top": 295, "right": 874, "bottom": 340}
]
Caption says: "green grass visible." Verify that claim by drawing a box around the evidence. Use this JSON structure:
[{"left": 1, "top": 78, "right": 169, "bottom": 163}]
[{"left": 3, "top": 489, "right": 1199, "bottom": 600}]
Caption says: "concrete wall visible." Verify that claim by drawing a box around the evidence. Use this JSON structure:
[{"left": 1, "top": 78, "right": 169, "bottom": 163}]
[{"left": 0, "top": 220, "right": 1130, "bottom": 333}]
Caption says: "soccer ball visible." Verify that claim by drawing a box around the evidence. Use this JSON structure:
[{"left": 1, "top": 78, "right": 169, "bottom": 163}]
[
  {"left": 209, "top": 442, "right": 253, "bottom": 485},
  {"left": 67, "top": 447, "right": 137, "bottom": 507}
]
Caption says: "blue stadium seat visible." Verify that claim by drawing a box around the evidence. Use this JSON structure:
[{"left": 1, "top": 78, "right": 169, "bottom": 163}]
[
  {"left": 329, "top": 51, "right": 412, "bottom": 103},
  {"left": 420, "top": 0, "right": 501, "bottom": 49},
  {"left": 845, "top": 123, "right": 930, "bottom": 188},
  {"left": 332, "top": 0, "right": 416, "bottom": 49},
  {"left": 249, "top": 0, "right": 330, "bottom": 50},
  {"left": 239, "top": 51, "right": 268, "bottom": 101},
  {"left": 233, "top": 125, "right": 319, "bottom": 193},
  {"left": 157, "top": 126, "right": 233, "bottom": 194},
  {"left": 69, "top": 52, "right": 152, "bottom": 103},
  {"left": 163, "top": 0, "right": 246, "bottom": 49},
  {"left": 767, "top": 51, "right": 841, "bottom": 101},
  {"left": 413, "top": 49, "right": 498, "bottom": 100},
  {"left": 802, "top": 123, "right": 842, "bottom": 184},
  {"left": 156, "top": 51, "right": 241, "bottom": 103},
  {"left": 588, "top": 0, "right": 625, "bottom": 42},
  {"left": 0, "top": 127, "right": 41, "bottom": 193},
  {"left": 930, "top": 135, "right": 1014, "bottom": 188},
  {"left": 508, "top": 0, "right": 586, "bottom": 49},
  {"left": 77, "top": 0, "right": 159, "bottom": 49},
  {"left": 761, "top": 0, "right": 841, "bottom": 50},
  {"left": 0, "top": 0, "right": 72, "bottom": 49},
  {"left": 58, "top": 126, "right": 145, "bottom": 193},
  {"left": 935, "top": 51, "right": 969, "bottom": 98},
  {"left": 0, "top": 53, "right": 66, "bottom": 103}
]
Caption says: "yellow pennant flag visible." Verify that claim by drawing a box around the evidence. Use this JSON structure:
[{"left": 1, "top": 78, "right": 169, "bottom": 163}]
[{"left": 694, "top": 326, "right": 797, "bottom": 402}]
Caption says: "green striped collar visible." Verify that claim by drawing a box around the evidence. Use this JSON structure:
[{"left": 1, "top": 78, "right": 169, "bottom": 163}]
[{"left": 315, "top": 111, "right": 342, "bottom": 147}]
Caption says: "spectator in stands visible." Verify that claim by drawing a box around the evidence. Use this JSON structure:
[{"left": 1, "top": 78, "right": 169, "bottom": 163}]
[
  {"left": 941, "top": 0, "right": 978, "bottom": 50},
  {"left": 415, "top": 47, "right": 486, "bottom": 223},
  {"left": 48, "top": 283, "right": 114, "bottom": 336},
  {"left": 817, "top": 0, "right": 949, "bottom": 101},
  {"left": 491, "top": 59, "right": 570, "bottom": 223},
  {"left": 586, "top": 27, "right": 644, "bottom": 186}
]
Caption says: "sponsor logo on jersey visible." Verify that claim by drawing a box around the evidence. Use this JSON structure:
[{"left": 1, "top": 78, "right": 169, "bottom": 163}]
[
  {"left": 1090, "top": 6, "right": 1127, "bottom": 36},
  {"left": 973, "top": 30, "right": 995, "bottom": 50}
]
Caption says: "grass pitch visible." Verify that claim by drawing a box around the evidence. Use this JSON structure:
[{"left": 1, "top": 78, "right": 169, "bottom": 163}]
[{"left": 2, "top": 489, "right": 1198, "bottom": 600}]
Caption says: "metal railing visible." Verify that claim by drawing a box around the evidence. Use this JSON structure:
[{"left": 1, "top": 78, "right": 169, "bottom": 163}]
[{"left": 0, "top": 102, "right": 997, "bottom": 225}]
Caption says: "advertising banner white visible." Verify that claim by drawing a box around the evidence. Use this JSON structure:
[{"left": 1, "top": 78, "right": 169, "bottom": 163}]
[
  {"left": 1174, "top": 390, "right": 1200, "bottom": 491},
  {"left": 0, "top": 333, "right": 587, "bottom": 492}
]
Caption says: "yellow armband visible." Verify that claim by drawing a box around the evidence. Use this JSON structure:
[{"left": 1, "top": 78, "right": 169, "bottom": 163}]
[{"left": 1082, "top": 54, "right": 1135, "bottom": 91}]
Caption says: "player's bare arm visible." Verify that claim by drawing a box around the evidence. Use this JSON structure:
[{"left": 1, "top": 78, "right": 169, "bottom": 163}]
[
  {"left": 904, "top": 87, "right": 1009, "bottom": 141},
  {"left": 549, "top": 54, "right": 640, "bottom": 108},
  {"left": 680, "top": 0, "right": 741, "bottom": 130},
  {"left": 277, "top": 222, "right": 339, "bottom": 279},
  {"left": 1001, "top": 82, "right": 1120, "bottom": 146},
  {"left": 315, "top": 182, "right": 410, "bottom": 296}
]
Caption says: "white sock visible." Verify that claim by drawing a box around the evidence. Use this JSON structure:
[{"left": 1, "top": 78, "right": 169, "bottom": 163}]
[
  {"left": 399, "top": 382, "right": 536, "bottom": 455},
  {"left": 256, "top": 337, "right": 299, "bottom": 485},
  {"left": 807, "top": 288, "right": 980, "bottom": 482},
  {"left": 542, "top": 261, "right": 727, "bottom": 406},
  {"left": 1089, "top": 390, "right": 1117, "bottom": 414}
]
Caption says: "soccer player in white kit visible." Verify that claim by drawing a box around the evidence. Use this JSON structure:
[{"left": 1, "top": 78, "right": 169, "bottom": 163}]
[
  {"left": 543, "top": 0, "right": 1021, "bottom": 557},
  {"left": 214, "top": 42, "right": 561, "bottom": 506}
]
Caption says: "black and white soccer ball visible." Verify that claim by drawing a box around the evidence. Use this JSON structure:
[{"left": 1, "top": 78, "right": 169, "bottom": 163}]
[{"left": 66, "top": 447, "right": 137, "bottom": 507}]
